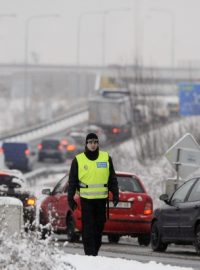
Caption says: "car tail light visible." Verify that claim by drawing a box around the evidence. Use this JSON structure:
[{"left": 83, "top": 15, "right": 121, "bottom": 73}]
[
  {"left": 67, "top": 144, "right": 76, "bottom": 151},
  {"left": 58, "top": 144, "right": 63, "bottom": 150},
  {"left": 25, "top": 149, "right": 30, "bottom": 156},
  {"left": 26, "top": 197, "right": 36, "bottom": 206},
  {"left": 0, "top": 147, "right": 3, "bottom": 154},
  {"left": 61, "top": 139, "right": 68, "bottom": 146},
  {"left": 38, "top": 144, "right": 42, "bottom": 150},
  {"left": 143, "top": 201, "right": 153, "bottom": 215},
  {"left": 112, "top": 127, "right": 121, "bottom": 134}
]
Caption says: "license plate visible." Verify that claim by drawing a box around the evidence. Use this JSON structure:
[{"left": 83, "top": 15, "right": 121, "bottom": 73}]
[
  {"left": 109, "top": 201, "right": 131, "bottom": 208},
  {"left": 6, "top": 161, "right": 13, "bottom": 166},
  {"left": 46, "top": 150, "right": 55, "bottom": 153}
]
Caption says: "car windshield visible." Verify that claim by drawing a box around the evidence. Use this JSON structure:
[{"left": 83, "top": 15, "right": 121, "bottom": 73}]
[
  {"left": 0, "top": 174, "right": 24, "bottom": 189},
  {"left": 68, "top": 135, "right": 84, "bottom": 145},
  {"left": 117, "top": 176, "right": 144, "bottom": 193},
  {"left": 42, "top": 140, "right": 59, "bottom": 149}
]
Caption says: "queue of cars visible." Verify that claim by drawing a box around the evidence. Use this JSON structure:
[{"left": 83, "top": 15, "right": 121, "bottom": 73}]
[
  {"left": 36, "top": 125, "right": 107, "bottom": 163},
  {"left": 39, "top": 171, "right": 153, "bottom": 245},
  {"left": 0, "top": 125, "right": 108, "bottom": 174}
]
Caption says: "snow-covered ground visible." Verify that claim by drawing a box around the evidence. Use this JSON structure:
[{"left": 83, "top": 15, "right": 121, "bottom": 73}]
[{"left": 0, "top": 231, "right": 193, "bottom": 270}]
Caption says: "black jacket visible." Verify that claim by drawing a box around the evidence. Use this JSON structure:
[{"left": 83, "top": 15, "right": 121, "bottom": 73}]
[{"left": 68, "top": 148, "right": 119, "bottom": 202}]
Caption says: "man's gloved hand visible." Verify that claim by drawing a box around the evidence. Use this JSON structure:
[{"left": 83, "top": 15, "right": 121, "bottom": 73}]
[
  {"left": 68, "top": 198, "right": 77, "bottom": 211},
  {"left": 113, "top": 195, "right": 119, "bottom": 207}
]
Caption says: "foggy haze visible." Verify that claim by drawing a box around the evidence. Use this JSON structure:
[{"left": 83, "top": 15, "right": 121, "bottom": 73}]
[{"left": 0, "top": 0, "right": 199, "bottom": 67}]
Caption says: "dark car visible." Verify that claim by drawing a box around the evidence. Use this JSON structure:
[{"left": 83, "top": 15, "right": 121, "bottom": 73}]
[
  {"left": 151, "top": 176, "right": 200, "bottom": 255},
  {"left": 38, "top": 139, "right": 67, "bottom": 162},
  {"left": 0, "top": 169, "right": 36, "bottom": 230},
  {"left": 39, "top": 171, "right": 153, "bottom": 245},
  {"left": 2, "top": 142, "right": 37, "bottom": 172}
]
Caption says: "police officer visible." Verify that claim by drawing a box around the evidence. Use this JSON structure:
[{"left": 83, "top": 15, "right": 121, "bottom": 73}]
[{"left": 68, "top": 132, "right": 119, "bottom": 256}]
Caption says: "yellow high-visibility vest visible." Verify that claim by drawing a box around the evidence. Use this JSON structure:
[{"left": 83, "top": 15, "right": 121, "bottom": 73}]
[{"left": 76, "top": 151, "right": 110, "bottom": 199}]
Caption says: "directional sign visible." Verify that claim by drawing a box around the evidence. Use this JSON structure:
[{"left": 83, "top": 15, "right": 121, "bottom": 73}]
[
  {"left": 179, "top": 83, "right": 200, "bottom": 116},
  {"left": 165, "top": 133, "right": 200, "bottom": 179}
]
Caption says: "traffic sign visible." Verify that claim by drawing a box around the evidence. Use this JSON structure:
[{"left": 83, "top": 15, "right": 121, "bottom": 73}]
[
  {"left": 179, "top": 83, "right": 200, "bottom": 116},
  {"left": 165, "top": 133, "right": 200, "bottom": 179}
]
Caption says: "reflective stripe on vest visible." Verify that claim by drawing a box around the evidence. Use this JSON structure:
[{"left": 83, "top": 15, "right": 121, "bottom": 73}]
[
  {"left": 79, "top": 183, "right": 107, "bottom": 188},
  {"left": 76, "top": 151, "right": 109, "bottom": 199}
]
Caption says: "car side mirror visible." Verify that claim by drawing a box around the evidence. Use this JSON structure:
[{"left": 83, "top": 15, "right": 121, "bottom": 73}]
[
  {"left": 159, "top": 193, "right": 169, "bottom": 203},
  {"left": 42, "top": 188, "right": 51, "bottom": 195}
]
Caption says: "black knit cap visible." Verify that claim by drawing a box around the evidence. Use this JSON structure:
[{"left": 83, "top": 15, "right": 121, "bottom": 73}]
[{"left": 85, "top": 133, "right": 99, "bottom": 144}]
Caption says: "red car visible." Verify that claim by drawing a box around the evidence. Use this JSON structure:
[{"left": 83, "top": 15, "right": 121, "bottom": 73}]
[{"left": 39, "top": 171, "right": 153, "bottom": 245}]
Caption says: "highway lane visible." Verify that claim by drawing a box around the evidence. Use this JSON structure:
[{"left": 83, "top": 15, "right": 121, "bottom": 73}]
[{"left": 49, "top": 235, "right": 199, "bottom": 269}]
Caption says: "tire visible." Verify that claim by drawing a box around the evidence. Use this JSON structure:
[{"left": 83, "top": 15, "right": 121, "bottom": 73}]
[
  {"left": 151, "top": 221, "right": 168, "bottom": 252},
  {"left": 66, "top": 215, "right": 79, "bottom": 242},
  {"left": 138, "top": 233, "right": 150, "bottom": 246},
  {"left": 108, "top": 234, "right": 120, "bottom": 244},
  {"left": 40, "top": 227, "right": 51, "bottom": 239},
  {"left": 38, "top": 156, "right": 43, "bottom": 162},
  {"left": 194, "top": 224, "right": 200, "bottom": 255},
  {"left": 39, "top": 211, "right": 51, "bottom": 239}
]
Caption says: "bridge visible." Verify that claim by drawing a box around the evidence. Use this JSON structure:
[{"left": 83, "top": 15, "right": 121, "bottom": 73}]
[{"left": 0, "top": 63, "right": 198, "bottom": 134}]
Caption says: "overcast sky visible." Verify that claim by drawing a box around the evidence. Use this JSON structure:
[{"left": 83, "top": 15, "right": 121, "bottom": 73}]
[{"left": 0, "top": 0, "right": 199, "bottom": 67}]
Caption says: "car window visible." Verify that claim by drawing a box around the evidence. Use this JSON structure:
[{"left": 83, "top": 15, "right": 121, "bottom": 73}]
[
  {"left": 0, "top": 175, "right": 23, "bottom": 189},
  {"left": 117, "top": 176, "right": 144, "bottom": 193},
  {"left": 42, "top": 140, "right": 59, "bottom": 149},
  {"left": 170, "top": 178, "right": 197, "bottom": 205},
  {"left": 187, "top": 178, "right": 200, "bottom": 202},
  {"left": 52, "top": 176, "right": 67, "bottom": 194},
  {"left": 72, "top": 136, "right": 84, "bottom": 145}
]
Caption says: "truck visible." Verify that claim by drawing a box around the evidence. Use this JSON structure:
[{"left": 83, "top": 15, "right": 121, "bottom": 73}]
[{"left": 88, "top": 90, "right": 132, "bottom": 140}]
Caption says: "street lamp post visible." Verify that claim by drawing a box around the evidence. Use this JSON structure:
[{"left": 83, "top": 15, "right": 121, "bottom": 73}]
[
  {"left": 24, "top": 14, "right": 60, "bottom": 124},
  {"left": 150, "top": 8, "right": 175, "bottom": 69},
  {"left": 24, "top": 14, "right": 60, "bottom": 64},
  {"left": 76, "top": 10, "right": 106, "bottom": 67},
  {"left": 76, "top": 8, "right": 131, "bottom": 67}
]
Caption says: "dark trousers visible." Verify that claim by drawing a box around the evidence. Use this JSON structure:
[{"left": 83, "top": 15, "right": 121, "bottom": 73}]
[{"left": 80, "top": 198, "right": 107, "bottom": 256}]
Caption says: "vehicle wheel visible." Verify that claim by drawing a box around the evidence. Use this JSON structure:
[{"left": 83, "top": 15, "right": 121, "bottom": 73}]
[
  {"left": 194, "top": 224, "right": 200, "bottom": 255},
  {"left": 138, "top": 233, "right": 150, "bottom": 246},
  {"left": 39, "top": 212, "right": 51, "bottom": 239},
  {"left": 58, "top": 156, "right": 64, "bottom": 163},
  {"left": 66, "top": 215, "right": 79, "bottom": 242},
  {"left": 40, "top": 227, "right": 51, "bottom": 239},
  {"left": 108, "top": 234, "right": 120, "bottom": 244},
  {"left": 151, "top": 221, "right": 168, "bottom": 252}
]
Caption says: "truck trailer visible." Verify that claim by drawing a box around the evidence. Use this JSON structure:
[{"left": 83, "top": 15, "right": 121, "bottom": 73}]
[{"left": 88, "top": 90, "right": 132, "bottom": 140}]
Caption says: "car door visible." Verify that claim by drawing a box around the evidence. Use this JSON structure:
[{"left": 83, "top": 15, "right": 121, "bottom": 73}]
[
  {"left": 161, "top": 178, "right": 196, "bottom": 240},
  {"left": 46, "top": 177, "right": 67, "bottom": 229},
  {"left": 179, "top": 177, "right": 200, "bottom": 239}
]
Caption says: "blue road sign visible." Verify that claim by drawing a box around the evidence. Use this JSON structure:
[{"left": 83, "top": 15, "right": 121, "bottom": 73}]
[{"left": 179, "top": 83, "right": 200, "bottom": 116}]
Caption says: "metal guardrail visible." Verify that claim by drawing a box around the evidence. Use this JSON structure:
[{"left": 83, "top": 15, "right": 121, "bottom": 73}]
[
  {"left": 0, "top": 103, "right": 88, "bottom": 143},
  {"left": 0, "top": 101, "right": 88, "bottom": 141},
  {"left": 25, "top": 166, "right": 68, "bottom": 184}
]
